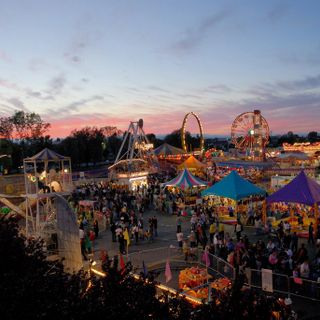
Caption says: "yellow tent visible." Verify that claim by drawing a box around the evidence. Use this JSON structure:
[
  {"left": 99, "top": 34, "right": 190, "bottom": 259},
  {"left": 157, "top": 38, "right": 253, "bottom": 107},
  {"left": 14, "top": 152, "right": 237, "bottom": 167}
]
[{"left": 177, "top": 155, "right": 206, "bottom": 171}]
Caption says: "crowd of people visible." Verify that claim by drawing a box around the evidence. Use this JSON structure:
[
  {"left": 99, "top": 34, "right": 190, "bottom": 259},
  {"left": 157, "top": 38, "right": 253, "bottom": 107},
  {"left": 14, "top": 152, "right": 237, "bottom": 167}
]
[
  {"left": 72, "top": 174, "right": 320, "bottom": 283},
  {"left": 72, "top": 175, "right": 166, "bottom": 259},
  {"left": 177, "top": 208, "right": 320, "bottom": 283}
]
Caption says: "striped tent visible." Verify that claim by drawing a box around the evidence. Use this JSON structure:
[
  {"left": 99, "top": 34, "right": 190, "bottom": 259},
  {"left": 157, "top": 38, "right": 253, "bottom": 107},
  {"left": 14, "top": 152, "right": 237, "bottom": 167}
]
[
  {"left": 25, "top": 148, "right": 69, "bottom": 161},
  {"left": 164, "top": 169, "right": 208, "bottom": 190},
  {"left": 153, "top": 143, "right": 184, "bottom": 156}
]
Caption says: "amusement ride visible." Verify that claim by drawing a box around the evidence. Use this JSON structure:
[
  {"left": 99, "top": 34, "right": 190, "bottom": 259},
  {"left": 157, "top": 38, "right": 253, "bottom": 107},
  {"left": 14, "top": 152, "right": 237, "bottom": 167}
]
[
  {"left": 181, "top": 112, "right": 205, "bottom": 153},
  {"left": 0, "top": 148, "right": 82, "bottom": 271},
  {"left": 109, "top": 119, "right": 158, "bottom": 190},
  {"left": 231, "top": 110, "right": 270, "bottom": 160}
]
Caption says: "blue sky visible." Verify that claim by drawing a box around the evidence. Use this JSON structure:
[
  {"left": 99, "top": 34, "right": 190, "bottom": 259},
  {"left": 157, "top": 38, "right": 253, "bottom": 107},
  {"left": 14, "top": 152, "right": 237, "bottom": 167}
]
[{"left": 0, "top": 0, "right": 319, "bottom": 137}]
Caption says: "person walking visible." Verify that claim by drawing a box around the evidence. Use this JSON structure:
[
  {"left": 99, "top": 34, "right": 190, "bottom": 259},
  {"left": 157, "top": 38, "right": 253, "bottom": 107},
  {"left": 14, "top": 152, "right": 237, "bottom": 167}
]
[
  {"left": 152, "top": 215, "right": 158, "bottom": 237},
  {"left": 235, "top": 221, "right": 243, "bottom": 241},
  {"left": 118, "top": 231, "right": 125, "bottom": 254},
  {"left": 176, "top": 214, "right": 182, "bottom": 233},
  {"left": 218, "top": 222, "right": 224, "bottom": 240},
  {"left": 79, "top": 226, "right": 88, "bottom": 261},
  {"left": 177, "top": 231, "right": 184, "bottom": 249},
  {"left": 308, "top": 222, "right": 315, "bottom": 245},
  {"left": 209, "top": 222, "right": 216, "bottom": 244},
  {"left": 110, "top": 222, "right": 117, "bottom": 242},
  {"left": 133, "top": 224, "right": 139, "bottom": 244},
  {"left": 93, "top": 219, "right": 99, "bottom": 239}
]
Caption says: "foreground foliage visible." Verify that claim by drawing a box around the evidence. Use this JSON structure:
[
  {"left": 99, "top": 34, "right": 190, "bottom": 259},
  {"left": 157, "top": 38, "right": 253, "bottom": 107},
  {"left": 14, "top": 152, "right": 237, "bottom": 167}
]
[{"left": 0, "top": 217, "right": 294, "bottom": 319}]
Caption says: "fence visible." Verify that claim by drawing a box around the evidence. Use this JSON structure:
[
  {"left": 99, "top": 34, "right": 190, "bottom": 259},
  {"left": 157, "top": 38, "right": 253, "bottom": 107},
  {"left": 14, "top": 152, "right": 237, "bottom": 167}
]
[
  {"left": 126, "top": 247, "right": 320, "bottom": 302},
  {"left": 245, "top": 268, "right": 320, "bottom": 301},
  {"left": 126, "top": 246, "right": 235, "bottom": 277}
]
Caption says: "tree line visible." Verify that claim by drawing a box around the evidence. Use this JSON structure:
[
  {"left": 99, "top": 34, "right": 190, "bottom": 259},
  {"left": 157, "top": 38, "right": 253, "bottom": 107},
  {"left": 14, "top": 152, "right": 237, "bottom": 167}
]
[
  {"left": 0, "top": 110, "right": 318, "bottom": 173},
  {"left": 0, "top": 111, "right": 204, "bottom": 173}
]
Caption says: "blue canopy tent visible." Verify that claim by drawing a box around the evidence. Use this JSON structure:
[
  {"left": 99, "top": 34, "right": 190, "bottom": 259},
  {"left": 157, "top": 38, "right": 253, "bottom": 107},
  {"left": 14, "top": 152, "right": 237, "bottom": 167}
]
[
  {"left": 201, "top": 171, "right": 266, "bottom": 224},
  {"left": 201, "top": 170, "right": 266, "bottom": 200}
]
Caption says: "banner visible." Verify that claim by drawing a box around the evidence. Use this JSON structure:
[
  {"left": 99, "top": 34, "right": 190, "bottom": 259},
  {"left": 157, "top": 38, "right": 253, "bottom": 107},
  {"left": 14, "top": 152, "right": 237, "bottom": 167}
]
[{"left": 262, "top": 268, "right": 273, "bottom": 292}]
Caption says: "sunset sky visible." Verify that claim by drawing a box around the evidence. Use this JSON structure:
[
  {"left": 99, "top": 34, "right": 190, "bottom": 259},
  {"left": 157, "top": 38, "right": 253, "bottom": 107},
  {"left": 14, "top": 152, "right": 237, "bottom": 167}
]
[{"left": 0, "top": 0, "right": 319, "bottom": 137}]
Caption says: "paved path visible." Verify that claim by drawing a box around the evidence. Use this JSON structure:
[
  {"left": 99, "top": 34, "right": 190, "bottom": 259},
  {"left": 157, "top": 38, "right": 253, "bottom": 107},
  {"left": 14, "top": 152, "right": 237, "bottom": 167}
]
[{"left": 91, "top": 210, "right": 316, "bottom": 264}]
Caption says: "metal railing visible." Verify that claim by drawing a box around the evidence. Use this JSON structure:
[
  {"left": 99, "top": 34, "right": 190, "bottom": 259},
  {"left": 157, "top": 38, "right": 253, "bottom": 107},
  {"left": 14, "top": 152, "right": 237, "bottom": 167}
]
[
  {"left": 126, "top": 246, "right": 320, "bottom": 302},
  {"left": 244, "top": 268, "right": 320, "bottom": 301}
]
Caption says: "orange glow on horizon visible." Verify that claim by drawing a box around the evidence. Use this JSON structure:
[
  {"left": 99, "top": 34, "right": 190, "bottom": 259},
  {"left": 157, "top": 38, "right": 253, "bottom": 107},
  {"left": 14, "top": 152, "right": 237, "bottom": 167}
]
[{"left": 47, "top": 112, "right": 319, "bottom": 138}]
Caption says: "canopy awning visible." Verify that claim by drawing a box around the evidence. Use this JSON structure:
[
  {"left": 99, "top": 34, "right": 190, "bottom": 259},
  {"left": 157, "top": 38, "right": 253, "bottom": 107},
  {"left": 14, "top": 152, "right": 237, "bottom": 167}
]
[
  {"left": 267, "top": 170, "right": 320, "bottom": 205},
  {"left": 164, "top": 169, "right": 208, "bottom": 190},
  {"left": 153, "top": 143, "right": 184, "bottom": 156},
  {"left": 201, "top": 170, "right": 266, "bottom": 200},
  {"left": 25, "top": 148, "right": 69, "bottom": 161},
  {"left": 177, "top": 155, "right": 206, "bottom": 170}
]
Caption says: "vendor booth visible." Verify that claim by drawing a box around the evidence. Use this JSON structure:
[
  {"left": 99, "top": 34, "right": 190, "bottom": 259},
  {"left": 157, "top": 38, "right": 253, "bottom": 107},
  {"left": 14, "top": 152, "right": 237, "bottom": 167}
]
[
  {"left": 266, "top": 170, "right": 320, "bottom": 237},
  {"left": 201, "top": 170, "right": 266, "bottom": 224}
]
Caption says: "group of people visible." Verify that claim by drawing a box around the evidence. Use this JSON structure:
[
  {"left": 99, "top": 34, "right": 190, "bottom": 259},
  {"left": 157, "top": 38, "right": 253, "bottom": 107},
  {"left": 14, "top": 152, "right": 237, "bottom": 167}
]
[
  {"left": 73, "top": 177, "right": 164, "bottom": 258},
  {"left": 175, "top": 204, "right": 320, "bottom": 283}
]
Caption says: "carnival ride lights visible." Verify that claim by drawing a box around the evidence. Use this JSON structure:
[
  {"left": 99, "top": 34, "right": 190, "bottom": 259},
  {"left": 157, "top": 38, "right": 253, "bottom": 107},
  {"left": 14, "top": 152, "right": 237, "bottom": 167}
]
[
  {"left": 181, "top": 112, "right": 205, "bottom": 153},
  {"left": 231, "top": 110, "right": 269, "bottom": 160},
  {"left": 110, "top": 119, "right": 157, "bottom": 189},
  {"left": 283, "top": 142, "right": 320, "bottom": 155},
  {"left": 114, "top": 119, "right": 156, "bottom": 167}
]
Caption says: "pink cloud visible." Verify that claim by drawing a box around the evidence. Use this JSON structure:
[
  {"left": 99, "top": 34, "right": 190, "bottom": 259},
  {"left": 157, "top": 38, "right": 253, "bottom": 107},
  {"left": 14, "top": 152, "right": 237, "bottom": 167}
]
[{"left": 47, "top": 104, "right": 319, "bottom": 138}]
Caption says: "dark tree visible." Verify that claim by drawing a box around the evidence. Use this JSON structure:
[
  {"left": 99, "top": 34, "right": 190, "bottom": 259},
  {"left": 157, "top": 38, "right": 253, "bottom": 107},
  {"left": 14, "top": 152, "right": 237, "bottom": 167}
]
[
  {"left": 164, "top": 129, "right": 201, "bottom": 151},
  {"left": 0, "top": 217, "right": 84, "bottom": 319},
  {"left": 147, "top": 133, "right": 163, "bottom": 148},
  {"left": 307, "top": 131, "right": 318, "bottom": 142},
  {"left": 59, "top": 127, "right": 106, "bottom": 166},
  {"left": 9, "top": 110, "right": 51, "bottom": 140}
]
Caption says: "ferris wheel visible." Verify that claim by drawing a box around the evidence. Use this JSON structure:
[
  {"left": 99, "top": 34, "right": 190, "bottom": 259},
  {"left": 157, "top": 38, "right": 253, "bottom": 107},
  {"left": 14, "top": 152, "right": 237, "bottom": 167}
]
[{"left": 231, "top": 110, "right": 269, "bottom": 159}]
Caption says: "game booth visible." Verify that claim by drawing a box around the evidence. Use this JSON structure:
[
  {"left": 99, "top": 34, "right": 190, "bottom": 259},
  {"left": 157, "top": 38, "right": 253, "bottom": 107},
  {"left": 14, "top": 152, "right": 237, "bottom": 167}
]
[
  {"left": 201, "top": 170, "right": 266, "bottom": 225},
  {"left": 266, "top": 170, "right": 320, "bottom": 237}
]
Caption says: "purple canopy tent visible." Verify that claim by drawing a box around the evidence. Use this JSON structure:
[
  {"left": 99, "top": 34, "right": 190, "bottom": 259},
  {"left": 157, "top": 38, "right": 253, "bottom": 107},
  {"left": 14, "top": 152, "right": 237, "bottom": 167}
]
[
  {"left": 267, "top": 171, "right": 320, "bottom": 206},
  {"left": 266, "top": 171, "right": 320, "bottom": 230}
]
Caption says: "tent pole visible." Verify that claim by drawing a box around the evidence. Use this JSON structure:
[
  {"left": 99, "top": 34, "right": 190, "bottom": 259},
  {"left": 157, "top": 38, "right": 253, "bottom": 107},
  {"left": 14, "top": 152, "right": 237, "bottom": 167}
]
[
  {"left": 262, "top": 200, "right": 267, "bottom": 225},
  {"left": 290, "top": 205, "right": 294, "bottom": 222},
  {"left": 314, "top": 203, "right": 319, "bottom": 232}
]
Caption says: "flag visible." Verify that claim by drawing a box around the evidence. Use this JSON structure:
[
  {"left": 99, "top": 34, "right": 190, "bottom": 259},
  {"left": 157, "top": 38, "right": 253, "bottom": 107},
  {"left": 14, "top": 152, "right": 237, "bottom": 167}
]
[
  {"left": 119, "top": 253, "right": 125, "bottom": 274},
  {"left": 165, "top": 259, "right": 172, "bottom": 283},
  {"left": 202, "top": 250, "right": 210, "bottom": 267},
  {"left": 142, "top": 260, "right": 148, "bottom": 278},
  {"left": 123, "top": 228, "right": 130, "bottom": 246}
]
